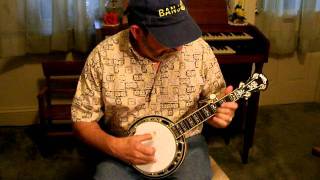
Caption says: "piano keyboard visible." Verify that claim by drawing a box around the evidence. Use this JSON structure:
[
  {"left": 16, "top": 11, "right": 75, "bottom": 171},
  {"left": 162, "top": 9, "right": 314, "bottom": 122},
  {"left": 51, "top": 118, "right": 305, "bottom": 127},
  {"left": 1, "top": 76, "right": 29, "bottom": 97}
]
[
  {"left": 211, "top": 45, "right": 236, "bottom": 54},
  {"left": 202, "top": 32, "right": 253, "bottom": 41}
]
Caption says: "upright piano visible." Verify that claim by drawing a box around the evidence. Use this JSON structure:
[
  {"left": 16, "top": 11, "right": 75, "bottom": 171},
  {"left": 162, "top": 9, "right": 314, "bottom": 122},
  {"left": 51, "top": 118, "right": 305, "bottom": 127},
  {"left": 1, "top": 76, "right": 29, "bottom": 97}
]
[{"left": 186, "top": 0, "right": 270, "bottom": 163}]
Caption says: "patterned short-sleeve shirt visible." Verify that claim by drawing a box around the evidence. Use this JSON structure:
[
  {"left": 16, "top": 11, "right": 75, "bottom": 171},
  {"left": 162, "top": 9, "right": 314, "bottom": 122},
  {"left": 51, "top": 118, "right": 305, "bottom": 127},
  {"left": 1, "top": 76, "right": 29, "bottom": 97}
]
[{"left": 71, "top": 29, "right": 225, "bottom": 137}]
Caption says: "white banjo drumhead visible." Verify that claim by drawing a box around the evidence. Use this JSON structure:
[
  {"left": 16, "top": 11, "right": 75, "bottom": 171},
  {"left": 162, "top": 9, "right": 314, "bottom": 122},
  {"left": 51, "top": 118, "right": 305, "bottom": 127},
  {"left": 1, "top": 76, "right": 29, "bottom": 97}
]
[{"left": 134, "top": 121, "right": 176, "bottom": 173}]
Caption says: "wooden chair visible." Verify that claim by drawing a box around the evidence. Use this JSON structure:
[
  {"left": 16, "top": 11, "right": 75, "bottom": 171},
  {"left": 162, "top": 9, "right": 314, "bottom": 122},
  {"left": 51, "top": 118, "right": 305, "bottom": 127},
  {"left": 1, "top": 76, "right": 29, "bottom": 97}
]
[
  {"left": 37, "top": 60, "right": 85, "bottom": 136},
  {"left": 210, "top": 156, "right": 229, "bottom": 180}
]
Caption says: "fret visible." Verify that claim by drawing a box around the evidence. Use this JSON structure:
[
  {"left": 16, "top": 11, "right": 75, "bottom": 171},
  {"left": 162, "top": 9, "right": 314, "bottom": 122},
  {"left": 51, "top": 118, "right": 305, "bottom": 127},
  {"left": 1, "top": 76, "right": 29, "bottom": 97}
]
[
  {"left": 207, "top": 104, "right": 217, "bottom": 114},
  {"left": 182, "top": 119, "right": 192, "bottom": 129},
  {"left": 186, "top": 117, "right": 195, "bottom": 127},
  {"left": 229, "top": 92, "right": 239, "bottom": 101},
  {"left": 201, "top": 106, "right": 211, "bottom": 118},
  {"left": 192, "top": 113, "right": 201, "bottom": 124},
  {"left": 175, "top": 124, "right": 184, "bottom": 134},
  {"left": 197, "top": 110, "right": 206, "bottom": 120},
  {"left": 225, "top": 94, "right": 233, "bottom": 102},
  {"left": 216, "top": 99, "right": 225, "bottom": 107},
  {"left": 204, "top": 104, "right": 215, "bottom": 114},
  {"left": 179, "top": 122, "right": 188, "bottom": 132},
  {"left": 171, "top": 126, "right": 180, "bottom": 137}
]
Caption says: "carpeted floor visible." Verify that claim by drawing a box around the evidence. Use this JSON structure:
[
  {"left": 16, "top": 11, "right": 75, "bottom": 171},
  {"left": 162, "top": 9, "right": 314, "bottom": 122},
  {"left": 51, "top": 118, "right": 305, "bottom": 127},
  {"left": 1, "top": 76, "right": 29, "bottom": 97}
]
[
  {"left": 209, "top": 103, "right": 320, "bottom": 180},
  {"left": 0, "top": 103, "right": 320, "bottom": 179}
]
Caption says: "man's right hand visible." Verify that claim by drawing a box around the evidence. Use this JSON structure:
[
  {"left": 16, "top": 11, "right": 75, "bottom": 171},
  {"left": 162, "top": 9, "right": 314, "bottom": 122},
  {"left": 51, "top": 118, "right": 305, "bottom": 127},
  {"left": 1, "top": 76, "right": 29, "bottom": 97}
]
[{"left": 111, "top": 133, "right": 156, "bottom": 165}]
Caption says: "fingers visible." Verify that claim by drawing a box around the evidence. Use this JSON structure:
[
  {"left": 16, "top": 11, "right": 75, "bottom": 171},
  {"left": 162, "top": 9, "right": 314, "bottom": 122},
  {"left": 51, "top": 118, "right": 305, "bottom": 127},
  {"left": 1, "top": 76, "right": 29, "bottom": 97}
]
[
  {"left": 208, "top": 101, "right": 238, "bottom": 128},
  {"left": 136, "top": 142, "right": 156, "bottom": 156},
  {"left": 135, "top": 133, "right": 153, "bottom": 142},
  {"left": 128, "top": 134, "right": 156, "bottom": 165},
  {"left": 212, "top": 116, "right": 230, "bottom": 128},
  {"left": 220, "top": 102, "right": 238, "bottom": 111},
  {"left": 217, "top": 85, "right": 233, "bottom": 99},
  {"left": 134, "top": 133, "right": 156, "bottom": 155},
  {"left": 224, "top": 85, "right": 233, "bottom": 94},
  {"left": 131, "top": 150, "right": 156, "bottom": 165},
  {"left": 214, "top": 112, "right": 232, "bottom": 121}
]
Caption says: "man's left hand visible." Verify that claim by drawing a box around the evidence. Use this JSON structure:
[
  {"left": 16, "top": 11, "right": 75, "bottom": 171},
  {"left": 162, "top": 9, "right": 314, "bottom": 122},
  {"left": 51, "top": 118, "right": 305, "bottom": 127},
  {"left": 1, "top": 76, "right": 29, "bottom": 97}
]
[{"left": 207, "top": 86, "right": 238, "bottom": 128}]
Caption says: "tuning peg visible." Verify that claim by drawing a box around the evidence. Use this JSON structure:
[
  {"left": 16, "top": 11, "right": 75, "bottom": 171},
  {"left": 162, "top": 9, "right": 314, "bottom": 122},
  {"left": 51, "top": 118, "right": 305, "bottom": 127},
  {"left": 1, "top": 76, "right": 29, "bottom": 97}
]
[
  {"left": 238, "top": 82, "right": 245, "bottom": 88},
  {"left": 244, "top": 91, "right": 252, "bottom": 100},
  {"left": 252, "top": 73, "right": 259, "bottom": 79}
]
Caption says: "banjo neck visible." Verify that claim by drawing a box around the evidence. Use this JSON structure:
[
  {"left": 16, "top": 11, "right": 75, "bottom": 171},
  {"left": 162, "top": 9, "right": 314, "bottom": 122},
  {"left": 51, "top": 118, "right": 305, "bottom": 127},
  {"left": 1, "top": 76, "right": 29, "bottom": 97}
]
[
  {"left": 171, "top": 90, "right": 241, "bottom": 139},
  {"left": 171, "top": 72, "right": 268, "bottom": 139}
]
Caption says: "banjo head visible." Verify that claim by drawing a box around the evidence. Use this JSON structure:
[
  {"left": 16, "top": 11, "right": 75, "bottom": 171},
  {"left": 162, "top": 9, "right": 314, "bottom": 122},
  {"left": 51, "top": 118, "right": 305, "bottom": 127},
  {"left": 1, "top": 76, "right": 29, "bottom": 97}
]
[{"left": 129, "top": 116, "right": 186, "bottom": 178}]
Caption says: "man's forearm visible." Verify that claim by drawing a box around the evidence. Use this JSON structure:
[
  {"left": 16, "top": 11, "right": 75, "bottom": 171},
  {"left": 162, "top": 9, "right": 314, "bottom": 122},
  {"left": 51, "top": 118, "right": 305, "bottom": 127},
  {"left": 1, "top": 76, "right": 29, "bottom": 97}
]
[{"left": 72, "top": 121, "right": 118, "bottom": 156}]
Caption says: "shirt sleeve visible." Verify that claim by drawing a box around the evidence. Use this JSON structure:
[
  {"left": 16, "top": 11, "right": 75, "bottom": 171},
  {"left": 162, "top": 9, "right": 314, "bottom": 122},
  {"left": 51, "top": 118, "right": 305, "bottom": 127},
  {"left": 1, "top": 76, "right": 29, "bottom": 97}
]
[
  {"left": 71, "top": 48, "right": 104, "bottom": 122},
  {"left": 200, "top": 40, "right": 226, "bottom": 101}
]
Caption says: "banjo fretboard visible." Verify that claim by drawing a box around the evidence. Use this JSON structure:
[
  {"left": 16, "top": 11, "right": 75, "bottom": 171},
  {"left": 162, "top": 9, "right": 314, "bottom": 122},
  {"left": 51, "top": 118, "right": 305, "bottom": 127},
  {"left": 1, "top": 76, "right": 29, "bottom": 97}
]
[{"left": 171, "top": 90, "right": 242, "bottom": 138}]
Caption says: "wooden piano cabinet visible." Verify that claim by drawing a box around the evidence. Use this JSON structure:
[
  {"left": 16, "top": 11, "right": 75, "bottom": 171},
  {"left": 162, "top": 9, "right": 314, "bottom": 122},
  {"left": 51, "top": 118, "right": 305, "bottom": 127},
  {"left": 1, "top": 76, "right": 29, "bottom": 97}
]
[{"left": 187, "top": 0, "right": 270, "bottom": 164}]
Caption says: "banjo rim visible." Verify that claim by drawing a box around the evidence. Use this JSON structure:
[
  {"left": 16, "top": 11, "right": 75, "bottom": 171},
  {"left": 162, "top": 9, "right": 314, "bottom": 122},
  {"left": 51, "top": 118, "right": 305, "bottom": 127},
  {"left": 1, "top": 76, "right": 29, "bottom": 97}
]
[{"left": 128, "top": 115, "right": 187, "bottom": 178}]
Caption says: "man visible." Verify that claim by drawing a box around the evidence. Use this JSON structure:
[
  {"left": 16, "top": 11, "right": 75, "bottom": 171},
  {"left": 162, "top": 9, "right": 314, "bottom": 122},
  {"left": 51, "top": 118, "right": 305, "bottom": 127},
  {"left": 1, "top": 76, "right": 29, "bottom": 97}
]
[{"left": 71, "top": 0, "right": 238, "bottom": 179}]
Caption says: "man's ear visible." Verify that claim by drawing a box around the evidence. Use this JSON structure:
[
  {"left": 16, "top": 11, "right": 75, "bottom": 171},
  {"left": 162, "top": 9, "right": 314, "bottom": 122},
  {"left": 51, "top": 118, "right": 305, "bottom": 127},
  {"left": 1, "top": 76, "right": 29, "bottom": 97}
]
[{"left": 130, "top": 25, "right": 144, "bottom": 40}]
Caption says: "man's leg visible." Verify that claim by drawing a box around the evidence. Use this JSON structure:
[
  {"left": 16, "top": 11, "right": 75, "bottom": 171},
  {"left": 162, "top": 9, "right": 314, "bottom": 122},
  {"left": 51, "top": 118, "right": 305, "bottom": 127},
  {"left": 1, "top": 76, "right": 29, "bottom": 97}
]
[
  {"left": 169, "top": 134, "right": 213, "bottom": 180},
  {"left": 94, "top": 135, "right": 212, "bottom": 180},
  {"left": 94, "top": 156, "right": 143, "bottom": 180}
]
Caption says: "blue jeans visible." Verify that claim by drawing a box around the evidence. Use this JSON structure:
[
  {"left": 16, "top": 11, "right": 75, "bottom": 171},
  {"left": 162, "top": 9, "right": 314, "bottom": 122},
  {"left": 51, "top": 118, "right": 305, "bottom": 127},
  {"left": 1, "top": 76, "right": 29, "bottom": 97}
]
[{"left": 94, "top": 135, "right": 212, "bottom": 180}]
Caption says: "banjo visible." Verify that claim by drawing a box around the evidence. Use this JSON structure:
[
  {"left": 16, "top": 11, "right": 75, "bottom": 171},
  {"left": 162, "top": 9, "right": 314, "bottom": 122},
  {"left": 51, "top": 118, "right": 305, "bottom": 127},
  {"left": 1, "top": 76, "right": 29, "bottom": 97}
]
[{"left": 128, "top": 73, "right": 268, "bottom": 178}]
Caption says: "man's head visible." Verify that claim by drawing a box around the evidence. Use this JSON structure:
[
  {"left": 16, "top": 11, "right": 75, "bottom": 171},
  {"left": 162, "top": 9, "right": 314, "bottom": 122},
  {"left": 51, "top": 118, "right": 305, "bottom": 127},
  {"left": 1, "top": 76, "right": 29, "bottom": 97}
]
[
  {"left": 126, "top": 0, "right": 201, "bottom": 49},
  {"left": 129, "top": 24, "right": 183, "bottom": 61}
]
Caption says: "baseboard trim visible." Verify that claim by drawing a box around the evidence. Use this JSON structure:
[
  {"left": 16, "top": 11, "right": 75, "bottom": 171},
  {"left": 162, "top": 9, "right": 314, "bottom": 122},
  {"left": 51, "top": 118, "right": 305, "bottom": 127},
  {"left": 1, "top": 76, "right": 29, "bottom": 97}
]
[{"left": 0, "top": 107, "right": 38, "bottom": 126}]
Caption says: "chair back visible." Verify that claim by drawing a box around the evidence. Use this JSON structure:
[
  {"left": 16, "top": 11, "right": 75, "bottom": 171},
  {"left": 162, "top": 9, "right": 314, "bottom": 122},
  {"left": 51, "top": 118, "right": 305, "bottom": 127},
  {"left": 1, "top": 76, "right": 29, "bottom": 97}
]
[{"left": 42, "top": 60, "right": 85, "bottom": 98}]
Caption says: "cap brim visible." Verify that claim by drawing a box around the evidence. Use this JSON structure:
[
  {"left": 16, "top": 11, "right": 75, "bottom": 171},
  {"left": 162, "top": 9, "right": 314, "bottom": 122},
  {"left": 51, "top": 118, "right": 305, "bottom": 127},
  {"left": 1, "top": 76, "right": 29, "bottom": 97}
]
[{"left": 146, "top": 15, "right": 202, "bottom": 48}]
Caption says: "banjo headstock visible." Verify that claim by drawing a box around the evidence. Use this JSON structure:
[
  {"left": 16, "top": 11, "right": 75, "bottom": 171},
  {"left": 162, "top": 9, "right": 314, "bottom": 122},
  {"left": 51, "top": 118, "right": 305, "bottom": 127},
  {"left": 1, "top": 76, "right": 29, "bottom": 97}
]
[{"left": 234, "top": 73, "right": 268, "bottom": 100}]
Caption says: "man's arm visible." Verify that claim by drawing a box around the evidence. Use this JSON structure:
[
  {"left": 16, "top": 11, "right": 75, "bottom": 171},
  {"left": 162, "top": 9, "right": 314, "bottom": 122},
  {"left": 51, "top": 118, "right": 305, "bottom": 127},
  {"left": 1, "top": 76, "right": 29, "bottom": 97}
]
[
  {"left": 71, "top": 49, "right": 155, "bottom": 165},
  {"left": 73, "top": 121, "right": 156, "bottom": 165}
]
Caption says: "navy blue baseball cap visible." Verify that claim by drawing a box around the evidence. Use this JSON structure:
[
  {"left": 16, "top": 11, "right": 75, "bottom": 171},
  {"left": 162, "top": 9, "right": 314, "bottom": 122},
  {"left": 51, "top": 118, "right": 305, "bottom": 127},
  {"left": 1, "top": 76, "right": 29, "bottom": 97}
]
[{"left": 126, "top": 0, "right": 202, "bottom": 48}]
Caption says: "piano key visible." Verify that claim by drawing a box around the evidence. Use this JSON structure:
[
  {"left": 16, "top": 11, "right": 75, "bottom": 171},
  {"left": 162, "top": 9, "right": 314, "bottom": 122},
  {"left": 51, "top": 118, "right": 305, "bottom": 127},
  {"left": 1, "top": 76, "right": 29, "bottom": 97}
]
[
  {"left": 211, "top": 45, "right": 236, "bottom": 54},
  {"left": 202, "top": 32, "right": 254, "bottom": 41}
]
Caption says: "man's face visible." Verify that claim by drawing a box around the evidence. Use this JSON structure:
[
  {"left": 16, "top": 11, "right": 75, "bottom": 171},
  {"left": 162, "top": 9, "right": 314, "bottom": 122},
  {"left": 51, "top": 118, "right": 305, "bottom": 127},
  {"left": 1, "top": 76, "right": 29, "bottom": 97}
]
[{"left": 139, "top": 31, "right": 183, "bottom": 60}]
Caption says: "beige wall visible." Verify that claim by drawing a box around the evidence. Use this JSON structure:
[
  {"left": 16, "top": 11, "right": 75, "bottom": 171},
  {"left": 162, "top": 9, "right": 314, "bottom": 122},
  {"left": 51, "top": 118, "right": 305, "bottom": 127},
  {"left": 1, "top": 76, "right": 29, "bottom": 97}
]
[
  {"left": 0, "top": 52, "right": 81, "bottom": 126},
  {"left": 316, "top": 63, "right": 320, "bottom": 102},
  {"left": 259, "top": 52, "right": 320, "bottom": 105},
  {"left": 245, "top": 0, "right": 256, "bottom": 24},
  {"left": 0, "top": 56, "right": 43, "bottom": 125}
]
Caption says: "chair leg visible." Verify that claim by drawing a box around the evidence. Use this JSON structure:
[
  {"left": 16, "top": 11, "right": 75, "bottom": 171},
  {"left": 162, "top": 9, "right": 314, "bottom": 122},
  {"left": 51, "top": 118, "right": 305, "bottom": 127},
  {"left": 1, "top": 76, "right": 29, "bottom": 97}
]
[{"left": 210, "top": 156, "right": 229, "bottom": 180}]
